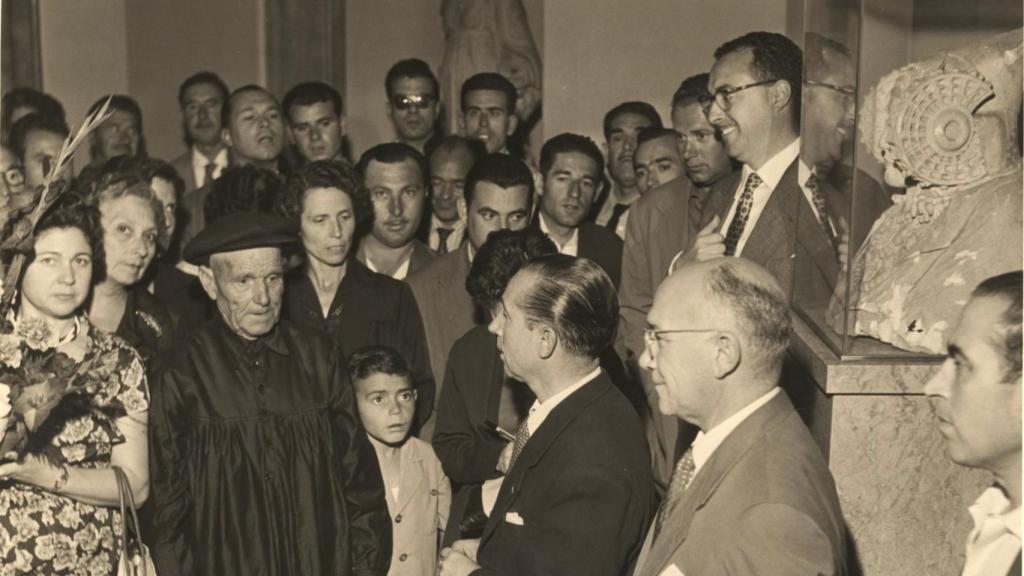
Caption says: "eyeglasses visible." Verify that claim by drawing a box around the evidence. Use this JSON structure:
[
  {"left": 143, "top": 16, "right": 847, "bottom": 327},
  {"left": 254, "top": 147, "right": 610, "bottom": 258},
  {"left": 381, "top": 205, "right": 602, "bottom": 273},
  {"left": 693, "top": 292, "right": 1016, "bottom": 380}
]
[
  {"left": 699, "top": 79, "right": 779, "bottom": 114},
  {"left": 643, "top": 327, "right": 716, "bottom": 354},
  {"left": 392, "top": 94, "right": 436, "bottom": 112},
  {"left": 804, "top": 80, "right": 855, "bottom": 97}
]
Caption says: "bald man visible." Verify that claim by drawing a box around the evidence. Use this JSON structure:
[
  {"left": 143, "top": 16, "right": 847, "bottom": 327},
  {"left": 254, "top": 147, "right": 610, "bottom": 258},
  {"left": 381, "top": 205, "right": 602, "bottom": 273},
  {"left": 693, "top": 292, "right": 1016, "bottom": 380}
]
[{"left": 632, "top": 258, "right": 847, "bottom": 576}]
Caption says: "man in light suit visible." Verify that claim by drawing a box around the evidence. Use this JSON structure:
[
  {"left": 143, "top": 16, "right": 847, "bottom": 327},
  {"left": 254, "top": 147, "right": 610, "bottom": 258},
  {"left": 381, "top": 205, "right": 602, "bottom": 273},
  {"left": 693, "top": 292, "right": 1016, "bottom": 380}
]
[
  {"left": 634, "top": 257, "right": 847, "bottom": 576},
  {"left": 679, "top": 32, "right": 805, "bottom": 296},
  {"left": 619, "top": 73, "right": 739, "bottom": 490},
  {"left": 438, "top": 255, "right": 654, "bottom": 576},
  {"left": 535, "top": 133, "right": 624, "bottom": 287},
  {"left": 408, "top": 153, "right": 534, "bottom": 439}
]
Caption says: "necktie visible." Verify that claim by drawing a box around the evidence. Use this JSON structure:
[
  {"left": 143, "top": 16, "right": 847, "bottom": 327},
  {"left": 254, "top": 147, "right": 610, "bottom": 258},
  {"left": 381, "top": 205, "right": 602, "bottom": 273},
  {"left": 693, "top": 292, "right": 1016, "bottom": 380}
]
[
  {"left": 508, "top": 416, "right": 531, "bottom": 470},
  {"left": 606, "top": 202, "right": 630, "bottom": 233},
  {"left": 436, "top": 227, "right": 453, "bottom": 255},
  {"left": 202, "top": 162, "right": 217, "bottom": 188},
  {"left": 653, "top": 447, "right": 695, "bottom": 541},
  {"left": 723, "top": 173, "right": 762, "bottom": 257},
  {"left": 806, "top": 175, "right": 837, "bottom": 251}
]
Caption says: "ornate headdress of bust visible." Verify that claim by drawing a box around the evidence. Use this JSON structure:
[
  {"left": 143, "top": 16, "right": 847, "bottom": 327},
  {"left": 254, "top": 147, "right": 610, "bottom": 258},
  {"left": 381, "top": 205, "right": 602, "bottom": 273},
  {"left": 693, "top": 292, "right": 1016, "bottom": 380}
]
[{"left": 860, "top": 30, "right": 1023, "bottom": 189}]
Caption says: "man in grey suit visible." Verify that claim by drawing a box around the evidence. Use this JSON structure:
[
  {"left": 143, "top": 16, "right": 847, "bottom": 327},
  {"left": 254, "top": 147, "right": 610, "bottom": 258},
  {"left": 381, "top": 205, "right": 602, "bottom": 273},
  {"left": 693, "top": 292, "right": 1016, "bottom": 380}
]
[
  {"left": 679, "top": 32, "right": 804, "bottom": 295},
  {"left": 633, "top": 257, "right": 847, "bottom": 576},
  {"left": 618, "top": 73, "right": 738, "bottom": 489},
  {"left": 408, "top": 153, "right": 534, "bottom": 439},
  {"left": 171, "top": 72, "right": 230, "bottom": 203}
]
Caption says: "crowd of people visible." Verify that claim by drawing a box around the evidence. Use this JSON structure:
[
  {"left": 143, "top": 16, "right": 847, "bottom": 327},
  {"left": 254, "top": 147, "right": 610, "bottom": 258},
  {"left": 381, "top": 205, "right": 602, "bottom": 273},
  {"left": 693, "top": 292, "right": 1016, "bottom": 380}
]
[{"left": 0, "top": 27, "right": 1019, "bottom": 576}]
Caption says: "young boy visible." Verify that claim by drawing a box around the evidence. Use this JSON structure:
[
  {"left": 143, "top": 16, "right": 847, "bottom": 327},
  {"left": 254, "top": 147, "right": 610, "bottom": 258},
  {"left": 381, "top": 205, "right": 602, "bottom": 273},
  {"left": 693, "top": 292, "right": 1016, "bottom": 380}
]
[{"left": 349, "top": 345, "right": 451, "bottom": 576}]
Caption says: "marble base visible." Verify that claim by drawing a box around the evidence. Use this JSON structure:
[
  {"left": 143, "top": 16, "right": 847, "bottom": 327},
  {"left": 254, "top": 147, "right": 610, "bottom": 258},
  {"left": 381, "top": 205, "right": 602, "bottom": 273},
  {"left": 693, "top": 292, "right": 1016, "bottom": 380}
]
[{"left": 790, "top": 317, "right": 990, "bottom": 576}]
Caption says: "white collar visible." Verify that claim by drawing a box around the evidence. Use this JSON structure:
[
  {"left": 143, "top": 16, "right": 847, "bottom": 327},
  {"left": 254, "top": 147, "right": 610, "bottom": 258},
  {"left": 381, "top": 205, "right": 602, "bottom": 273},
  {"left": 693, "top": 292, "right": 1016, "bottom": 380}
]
[
  {"left": 191, "top": 146, "right": 228, "bottom": 170},
  {"left": 525, "top": 366, "right": 601, "bottom": 435},
  {"left": 538, "top": 212, "right": 580, "bottom": 256},
  {"left": 430, "top": 213, "right": 465, "bottom": 233},
  {"left": 691, "top": 387, "right": 780, "bottom": 471},
  {"left": 743, "top": 138, "right": 800, "bottom": 191},
  {"left": 365, "top": 253, "right": 412, "bottom": 280},
  {"left": 970, "top": 485, "right": 1022, "bottom": 539}
]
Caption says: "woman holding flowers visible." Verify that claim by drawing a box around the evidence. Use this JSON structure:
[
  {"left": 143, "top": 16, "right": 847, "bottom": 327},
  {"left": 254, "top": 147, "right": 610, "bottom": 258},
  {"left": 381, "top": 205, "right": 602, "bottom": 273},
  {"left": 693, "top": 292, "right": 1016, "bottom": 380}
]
[{"left": 0, "top": 194, "right": 150, "bottom": 574}]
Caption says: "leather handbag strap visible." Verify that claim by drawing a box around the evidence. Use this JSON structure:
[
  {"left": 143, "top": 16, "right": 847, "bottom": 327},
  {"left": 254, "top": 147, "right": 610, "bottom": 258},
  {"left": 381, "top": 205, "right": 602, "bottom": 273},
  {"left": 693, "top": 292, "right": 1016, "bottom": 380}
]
[{"left": 112, "top": 466, "right": 148, "bottom": 576}]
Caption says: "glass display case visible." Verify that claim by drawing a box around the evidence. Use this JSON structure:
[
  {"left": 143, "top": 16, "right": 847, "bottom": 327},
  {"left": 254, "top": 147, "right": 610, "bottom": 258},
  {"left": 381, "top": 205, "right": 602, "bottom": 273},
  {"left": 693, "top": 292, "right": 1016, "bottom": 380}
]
[{"left": 792, "top": 0, "right": 1023, "bottom": 360}]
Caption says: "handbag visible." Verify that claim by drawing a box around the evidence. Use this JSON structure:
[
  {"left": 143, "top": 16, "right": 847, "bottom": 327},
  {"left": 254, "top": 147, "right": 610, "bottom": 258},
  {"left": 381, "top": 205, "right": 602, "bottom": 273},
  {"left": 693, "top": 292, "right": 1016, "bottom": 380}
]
[{"left": 112, "top": 466, "right": 156, "bottom": 576}]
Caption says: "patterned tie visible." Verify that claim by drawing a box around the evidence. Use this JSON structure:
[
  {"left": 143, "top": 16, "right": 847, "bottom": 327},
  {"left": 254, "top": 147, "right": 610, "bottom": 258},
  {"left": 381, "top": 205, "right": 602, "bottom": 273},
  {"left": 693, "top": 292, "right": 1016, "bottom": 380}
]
[
  {"left": 436, "top": 227, "right": 453, "bottom": 255},
  {"left": 606, "top": 202, "right": 630, "bottom": 233},
  {"left": 508, "top": 417, "right": 531, "bottom": 469},
  {"left": 806, "top": 175, "right": 838, "bottom": 252},
  {"left": 202, "top": 162, "right": 217, "bottom": 188},
  {"left": 723, "top": 173, "right": 762, "bottom": 257},
  {"left": 653, "top": 447, "right": 695, "bottom": 541}
]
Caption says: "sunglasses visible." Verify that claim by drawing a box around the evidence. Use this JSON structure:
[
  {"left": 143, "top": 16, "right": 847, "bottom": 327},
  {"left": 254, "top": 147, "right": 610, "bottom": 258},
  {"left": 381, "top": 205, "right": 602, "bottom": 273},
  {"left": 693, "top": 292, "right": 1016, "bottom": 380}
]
[{"left": 392, "top": 94, "right": 436, "bottom": 112}]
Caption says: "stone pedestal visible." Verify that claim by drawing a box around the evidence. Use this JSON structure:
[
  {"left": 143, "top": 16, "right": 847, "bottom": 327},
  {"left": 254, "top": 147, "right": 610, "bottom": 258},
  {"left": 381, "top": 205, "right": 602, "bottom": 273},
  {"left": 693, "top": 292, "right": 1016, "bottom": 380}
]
[{"left": 790, "top": 316, "right": 989, "bottom": 576}]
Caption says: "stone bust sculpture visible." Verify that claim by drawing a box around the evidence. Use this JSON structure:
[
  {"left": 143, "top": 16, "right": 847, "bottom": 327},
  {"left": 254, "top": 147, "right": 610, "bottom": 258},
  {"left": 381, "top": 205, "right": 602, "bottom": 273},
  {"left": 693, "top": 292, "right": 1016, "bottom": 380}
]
[{"left": 830, "top": 30, "right": 1023, "bottom": 353}]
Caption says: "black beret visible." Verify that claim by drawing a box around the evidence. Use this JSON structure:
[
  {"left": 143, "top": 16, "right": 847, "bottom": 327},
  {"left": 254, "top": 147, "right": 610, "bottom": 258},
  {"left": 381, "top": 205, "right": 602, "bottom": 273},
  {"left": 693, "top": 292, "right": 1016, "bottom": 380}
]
[{"left": 183, "top": 211, "right": 297, "bottom": 265}]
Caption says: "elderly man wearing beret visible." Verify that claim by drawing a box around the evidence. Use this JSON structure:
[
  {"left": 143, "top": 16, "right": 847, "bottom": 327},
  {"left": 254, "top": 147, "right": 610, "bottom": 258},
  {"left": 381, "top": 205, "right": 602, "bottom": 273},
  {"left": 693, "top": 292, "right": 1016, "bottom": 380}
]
[{"left": 148, "top": 212, "right": 392, "bottom": 576}]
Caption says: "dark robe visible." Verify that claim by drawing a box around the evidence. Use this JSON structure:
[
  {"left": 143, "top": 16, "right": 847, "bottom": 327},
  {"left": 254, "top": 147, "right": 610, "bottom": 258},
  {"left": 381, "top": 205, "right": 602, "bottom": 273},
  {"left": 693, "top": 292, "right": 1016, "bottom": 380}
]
[
  {"left": 149, "top": 316, "right": 391, "bottom": 576},
  {"left": 281, "top": 258, "right": 435, "bottom": 431}
]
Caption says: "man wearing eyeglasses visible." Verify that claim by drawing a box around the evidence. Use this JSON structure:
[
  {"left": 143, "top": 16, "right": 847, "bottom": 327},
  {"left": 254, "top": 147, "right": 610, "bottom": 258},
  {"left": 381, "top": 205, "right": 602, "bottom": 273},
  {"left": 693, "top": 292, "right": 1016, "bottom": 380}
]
[
  {"left": 632, "top": 257, "right": 847, "bottom": 576},
  {"left": 386, "top": 59, "right": 442, "bottom": 154},
  {"left": 677, "top": 31, "right": 804, "bottom": 295}
]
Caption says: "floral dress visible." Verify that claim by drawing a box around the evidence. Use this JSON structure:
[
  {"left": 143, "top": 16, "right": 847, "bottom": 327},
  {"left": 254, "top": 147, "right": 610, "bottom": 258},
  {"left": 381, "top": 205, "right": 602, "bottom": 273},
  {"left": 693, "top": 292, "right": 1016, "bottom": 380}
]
[{"left": 0, "top": 319, "right": 149, "bottom": 575}]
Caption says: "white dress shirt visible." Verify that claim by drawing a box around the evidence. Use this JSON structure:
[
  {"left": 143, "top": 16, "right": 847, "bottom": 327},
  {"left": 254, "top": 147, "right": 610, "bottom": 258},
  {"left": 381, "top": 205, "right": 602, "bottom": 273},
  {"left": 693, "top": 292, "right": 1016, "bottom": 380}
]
[
  {"left": 691, "top": 387, "right": 780, "bottom": 474},
  {"left": 962, "top": 486, "right": 1021, "bottom": 576},
  {"left": 428, "top": 213, "right": 465, "bottom": 253},
  {"left": 538, "top": 212, "right": 580, "bottom": 256},
  {"left": 720, "top": 138, "right": 800, "bottom": 256},
  {"left": 365, "top": 254, "right": 412, "bottom": 280},
  {"left": 191, "top": 146, "right": 228, "bottom": 188}
]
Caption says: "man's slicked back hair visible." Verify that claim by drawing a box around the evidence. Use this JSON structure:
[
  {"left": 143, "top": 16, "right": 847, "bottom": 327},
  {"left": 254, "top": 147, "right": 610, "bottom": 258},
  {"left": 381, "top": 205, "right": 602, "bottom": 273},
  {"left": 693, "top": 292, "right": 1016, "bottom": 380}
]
[
  {"left": 602, "top": 101, "right": 663, "bottom": 141},
  {"left": 386, "top": 58, "right": 439, "bottom": 100},
  {"left": 973, "top": 270, "right": 1023, "bottom": 382},
  {"left": 178, "top": 71, "right": 230, "bottom": 108},
  {"left": 221, "top": 84, "right": 277, "bottom": 129},
  {"left": 463, "top": 152, "right": 535, "bottom": 206},
  {"left": 356, "top": 142, "right": 426, "bottom": 186},
  {"left": 282, "top": 81, "right": 343, "bottom": 120},
  {"left": 672, "top": 73, "right": 712, "bottom": 109},
  {"left": 636, "top": 126, "right": 681, "bottom": 149},
  {"left": 9, "top": 113, "right": 70, "bottom": 161},
  {"left": 714, "top": 31, "right": 803, "bottom": 126},
  {"left": 539, "top": 133, "right": 605, "bottom": 178},
  {"left": 516, "top": 254, "right": 619, "bottom": 359},
  {"left": 460, "top": 72, "right": 517, "bottom": 114}
]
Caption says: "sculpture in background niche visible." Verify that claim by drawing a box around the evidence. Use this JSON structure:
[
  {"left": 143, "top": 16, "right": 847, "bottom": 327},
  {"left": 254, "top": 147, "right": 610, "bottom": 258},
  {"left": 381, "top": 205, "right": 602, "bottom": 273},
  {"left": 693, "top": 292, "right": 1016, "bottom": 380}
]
[
  {"left": 829, "top": 30, "right": 1023, "bottom": 354},
  {"left": 440, "top": 0, "right": 542, "bottom": 161}
]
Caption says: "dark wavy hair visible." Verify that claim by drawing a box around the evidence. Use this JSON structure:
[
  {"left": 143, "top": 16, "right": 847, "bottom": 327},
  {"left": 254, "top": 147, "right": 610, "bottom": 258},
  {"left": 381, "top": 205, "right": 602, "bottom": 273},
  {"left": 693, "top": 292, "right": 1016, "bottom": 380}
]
[
  {"left": 602, "top": 101, "right": 662, "bottom": 141},
  {"left": 8, "top": 193, "right": 106, "bottom": 289},
  {"left": 539, "top": 133, "right": 605, "bottom": 179},
  {"left": 714, "top": 31, "right": 803, "bottom": 127},
  {"left": 466, "top": 228, "right": 556, "bottom": 316},
  {"left": 348, "top": 344, "right": 413, "bottom": 385},
  {"left": 386, "top": 59, "right": 439, "bottom": 101},
  {"left": 79, "top": 158, "right": 170, "bottom": 256},
  {"left": 2, "top": 88, "right": 65, "bottom": 140},
  {"left": 283, "top": 81, "right": 343, "bottom": 120},
  {"left": 279, "top": 159, "right": 373, "bottom": 235},
  {"left": 463, "top": 152, "right": 535, "bottom": 207},
  {"left": 204, "top": 165, "right": 284, "bottom": 224},
  {"left": 973, "top": 271, "right": 1023, "bottom": 382},
  {"left": 8, "top": 113, "right": 70, "bottom": 162},
  {"left": 460, "top": 72, "right": 517, "bottom": 114},
  {"left": 672, "top": 73, "right": 712, "bottom": 109}
]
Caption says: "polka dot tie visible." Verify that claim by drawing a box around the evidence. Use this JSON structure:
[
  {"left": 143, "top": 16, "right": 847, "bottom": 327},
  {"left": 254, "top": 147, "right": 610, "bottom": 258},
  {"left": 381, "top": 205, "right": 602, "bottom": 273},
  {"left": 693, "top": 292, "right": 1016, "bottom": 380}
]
[
  {"left": 508, "top": 417, "right": 531, "bottom": 469},
  {"left": 723, "top": 173, "right": 762, "bottom": 256},
  {"left": 653, "top": 447, "right": 695, "bottom": 542}
]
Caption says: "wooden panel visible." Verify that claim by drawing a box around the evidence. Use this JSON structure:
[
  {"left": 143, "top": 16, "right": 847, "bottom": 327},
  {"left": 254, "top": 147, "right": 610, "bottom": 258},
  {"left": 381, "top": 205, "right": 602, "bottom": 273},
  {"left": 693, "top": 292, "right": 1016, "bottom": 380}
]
[
  {"left": 264, "top": 0, "right": 345, "bottom": 100},
  {"left": 2, "top": 0, "right": 43, "bottom": 91}
]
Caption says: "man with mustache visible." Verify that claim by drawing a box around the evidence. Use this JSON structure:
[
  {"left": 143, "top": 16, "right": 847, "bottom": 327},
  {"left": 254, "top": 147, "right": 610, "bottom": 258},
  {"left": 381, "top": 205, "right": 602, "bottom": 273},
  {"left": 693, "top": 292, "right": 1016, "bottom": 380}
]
[
  {"left": 284, "top": 81, "right": 347, "bottom": 164},
  {"left": 592, "top": 101, "right": 662, "bottom": 239},
  {"left": 618, "top": 72, "right": 739, "bottom": 490},
  {"left": 535, "top": 133, "right": 623, "bottom": 287},
  {"left": 170, "top": 72, "right": 230, "bottom": 196},
  {"left": 924, "top": 271, "right": 1022, "bottom": 576},
  {"left": 355, "top": 142, "right": 435, "bottom": 280},
  {"left": 179, "top": 84, "right": 286, "bottom": 252}
]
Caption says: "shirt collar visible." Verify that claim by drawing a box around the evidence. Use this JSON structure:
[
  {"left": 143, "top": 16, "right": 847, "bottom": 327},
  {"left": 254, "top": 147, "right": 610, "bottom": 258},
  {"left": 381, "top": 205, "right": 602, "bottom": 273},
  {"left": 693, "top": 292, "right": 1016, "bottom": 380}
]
[
  {"left": 971, "top": 485, "right": 1022, "bottom": 539},
  {"left": 192, "top": 146, "right": 228, "bottom": 170},
  {"left": 691, "top": 387, "right": 781, "bottom": 471},
  {"left": 525, "top": 366, "right": 601, "bottom": 435},
  {"left": 744, "top": 137, "right": 800, "bottom": 192},
  {"left": 538, "top": 212, "right": 580, "bottom": 256},
  {"left": 431, "top": 213, "right": 465, "bottom": 233},
  {"left": 798, "top": 158, "right": 814, "bottom": 187}
]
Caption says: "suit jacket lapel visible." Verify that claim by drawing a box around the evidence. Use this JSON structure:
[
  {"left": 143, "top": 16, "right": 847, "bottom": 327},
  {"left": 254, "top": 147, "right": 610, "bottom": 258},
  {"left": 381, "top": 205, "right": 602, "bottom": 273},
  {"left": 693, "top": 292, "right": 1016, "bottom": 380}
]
[
  {"left": 699, "top": 170, "right": 743, "bottom": 231},
  {"left": 638, "top": 393, "right": 795, "bottom": 575},
  {"left": 394, "top": 442, "right": 426, "bottom": 515},
  {"left": 481, "top": 374, "right": 611, "bottom": 544},
  {"left": 740, "top": 161, "right": 799, "bottom": 266}
]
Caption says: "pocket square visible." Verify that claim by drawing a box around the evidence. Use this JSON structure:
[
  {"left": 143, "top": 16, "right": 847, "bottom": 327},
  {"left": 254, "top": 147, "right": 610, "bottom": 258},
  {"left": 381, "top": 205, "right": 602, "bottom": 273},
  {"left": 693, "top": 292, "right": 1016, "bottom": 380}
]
[
  {"left": 505, "top": 511, "right": 525, "bottom": 526},
  {"left": 658, "top": 564, "right": 685, "bottom": 576}
]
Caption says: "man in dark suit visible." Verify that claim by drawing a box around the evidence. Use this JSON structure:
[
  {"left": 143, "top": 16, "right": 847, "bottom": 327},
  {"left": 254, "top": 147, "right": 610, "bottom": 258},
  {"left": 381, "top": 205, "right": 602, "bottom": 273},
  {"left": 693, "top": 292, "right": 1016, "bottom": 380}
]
[
  {"left": 924, "top": 271, "right": 1022, "bottom": 576},
  {"left": 619, "top": 73, "right": 740, "bottom": 489},
  {"left": 170, "top": 72, "right": 230, "bottom": 199},
  {"left": 633, "top": 257, "right": 847, "bottom": 576},
  {"left": 355, "top": 143, "right": 435, "bottom": 279},
  {"left": 678, "top": 32, "right": 805, "bottom": 296},
  {"left": 535, "top": 133, "right": 624, "bottom": 287},
  {"left": 438, "top": 255, "right": 654, "bottom": 576},
  {"left": 408, "top": 153, "right": 534, "bottom": 439}
]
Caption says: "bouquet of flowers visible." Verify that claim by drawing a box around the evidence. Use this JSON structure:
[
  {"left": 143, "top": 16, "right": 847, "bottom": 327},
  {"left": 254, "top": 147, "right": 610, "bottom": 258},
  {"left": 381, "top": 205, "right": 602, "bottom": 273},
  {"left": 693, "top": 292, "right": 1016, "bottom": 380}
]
[{"left": 0, "top": 99, "right": 113, "bottom": 463}]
